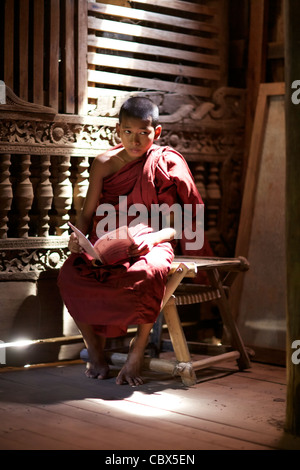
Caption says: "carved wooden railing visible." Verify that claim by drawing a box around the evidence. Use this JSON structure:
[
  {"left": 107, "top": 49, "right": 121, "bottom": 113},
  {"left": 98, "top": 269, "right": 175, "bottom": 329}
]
[{"left": 0, "top": 86, "right": 246, "bottom": 279}]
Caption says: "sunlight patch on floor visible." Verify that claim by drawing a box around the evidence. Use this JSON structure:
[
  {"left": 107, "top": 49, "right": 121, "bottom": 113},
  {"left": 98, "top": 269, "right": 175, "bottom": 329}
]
[{"left": 88, "top": 390, "right": 186, "bottom": 418}]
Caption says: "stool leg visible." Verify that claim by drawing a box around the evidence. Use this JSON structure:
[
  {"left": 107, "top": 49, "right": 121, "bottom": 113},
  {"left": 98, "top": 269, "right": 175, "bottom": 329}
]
[
  {"left": 149, "top": 311, "right": 164, "bottom": 357},
  {"left": 207, "top": 269, "right": 251, "bottom": 370},
  {"left": 163, "top": 299, "right": 197, "bottom": 386}
]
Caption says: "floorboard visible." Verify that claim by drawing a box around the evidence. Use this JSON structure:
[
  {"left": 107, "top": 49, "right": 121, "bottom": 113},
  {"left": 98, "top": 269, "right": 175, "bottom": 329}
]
[{"left": 0, "top": 355, "right": 299, "bottom": 451}]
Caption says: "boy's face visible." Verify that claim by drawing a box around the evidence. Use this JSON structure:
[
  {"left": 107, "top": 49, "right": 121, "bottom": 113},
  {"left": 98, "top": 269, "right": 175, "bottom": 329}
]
[{"left": 116, "top": 116, "right": 162, "bottom": 159}]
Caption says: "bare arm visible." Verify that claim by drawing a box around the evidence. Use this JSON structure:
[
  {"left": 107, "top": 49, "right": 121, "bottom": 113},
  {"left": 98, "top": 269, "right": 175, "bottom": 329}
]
[
  {"left": 68, "top": 155, "right": 110, "bottom": 254},
  {"left": 129, "top": 227, "right": 176, "bottom": 257}
]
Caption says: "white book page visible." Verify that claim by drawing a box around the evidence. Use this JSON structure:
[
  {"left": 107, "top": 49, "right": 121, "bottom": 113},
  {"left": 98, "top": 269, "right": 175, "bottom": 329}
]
[{"left": 67, "top": 222, "right": 100, "bottom": 260}]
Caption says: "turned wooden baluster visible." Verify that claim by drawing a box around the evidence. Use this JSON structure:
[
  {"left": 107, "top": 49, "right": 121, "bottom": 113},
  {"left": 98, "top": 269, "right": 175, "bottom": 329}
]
[
  {"left": 53, "top": 155, "right": 73, "bottom": 236},
  {"left": 194, "top": 163, "right": 207, "bottom": 201},
  {"left": 15, "top": 154, "right": 34, "bottom": 238},
  {"left": 0, "top": 154, "right": 13, "bottom": 239},
  {"left": 73, "top": 156, "right": 89, "bottom": 221},
  {"left": 37, "top": 155, "right": 53, "bottom": 237},
  {"left": 206, "top": 162, "right": 221, "bottom": 236}
]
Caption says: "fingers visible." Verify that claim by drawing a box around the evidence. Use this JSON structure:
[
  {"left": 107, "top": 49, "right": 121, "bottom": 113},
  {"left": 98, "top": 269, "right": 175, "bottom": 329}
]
[
  {"left": 68, "top": 233, "right": 83, "bottom": 253},
  {"left": 129, "top": 245, "right": 148, "bottom": 257},
  {"left": 115, "top": 359, "right": 144, "bottom": 386},
  {"left": 116, "top": 372, "right": 144, "bottom": 386},
  {"left": 128, "top": 239, "right": 153, "bottom": 257}
]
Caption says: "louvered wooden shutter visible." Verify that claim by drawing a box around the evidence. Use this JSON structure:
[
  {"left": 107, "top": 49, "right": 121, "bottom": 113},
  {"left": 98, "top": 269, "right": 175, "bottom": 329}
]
[{"left": 87, "top": 0, "right": 223, "bottom": 110}]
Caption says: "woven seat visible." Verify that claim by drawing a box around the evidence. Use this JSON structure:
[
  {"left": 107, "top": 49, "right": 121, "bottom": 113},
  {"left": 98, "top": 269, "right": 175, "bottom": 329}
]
[{"left": 171, "top": 284, "right": 222, "bottom": 306}]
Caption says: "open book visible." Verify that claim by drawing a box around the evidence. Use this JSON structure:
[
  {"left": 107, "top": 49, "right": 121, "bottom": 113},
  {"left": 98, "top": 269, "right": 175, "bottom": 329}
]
[{"left": 68, "top": 222, "right": 135, "bottom": 265}]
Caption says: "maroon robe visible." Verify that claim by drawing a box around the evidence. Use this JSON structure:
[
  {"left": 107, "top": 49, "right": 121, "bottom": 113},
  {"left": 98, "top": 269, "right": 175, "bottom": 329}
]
[{"left": 58, "top": 144, "right": 212, "bottom": 337}]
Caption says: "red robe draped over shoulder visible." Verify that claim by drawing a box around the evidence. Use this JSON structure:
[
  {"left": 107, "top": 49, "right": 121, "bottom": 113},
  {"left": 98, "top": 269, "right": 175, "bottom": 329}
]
[{"left": 58, "top": 145, "right": 212, "bottom": 337}]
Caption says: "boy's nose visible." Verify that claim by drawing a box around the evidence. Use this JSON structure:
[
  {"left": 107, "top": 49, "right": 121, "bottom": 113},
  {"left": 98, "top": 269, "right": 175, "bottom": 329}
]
[{"left": 132, "top": 134, "right": 140, "bottom": 145}]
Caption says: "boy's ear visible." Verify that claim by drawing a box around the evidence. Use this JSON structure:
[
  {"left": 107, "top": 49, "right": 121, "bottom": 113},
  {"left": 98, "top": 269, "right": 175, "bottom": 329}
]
[
  {"left": 154, "top": 125, "right": 162, "bottom": 140},
  {"left": 116, "top": 122, "right": 120, "bottom": 136}
]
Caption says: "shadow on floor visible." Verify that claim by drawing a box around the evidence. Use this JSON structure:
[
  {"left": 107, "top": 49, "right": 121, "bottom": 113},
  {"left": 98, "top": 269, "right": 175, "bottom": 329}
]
[{"left": 0, "top": 360, "right": 238, "bottom": 406}]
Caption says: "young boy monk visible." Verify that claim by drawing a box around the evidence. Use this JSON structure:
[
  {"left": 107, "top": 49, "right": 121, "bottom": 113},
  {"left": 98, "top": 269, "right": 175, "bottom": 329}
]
[{"left": 58, "top": 96, "right": 210, "bottom": 386}]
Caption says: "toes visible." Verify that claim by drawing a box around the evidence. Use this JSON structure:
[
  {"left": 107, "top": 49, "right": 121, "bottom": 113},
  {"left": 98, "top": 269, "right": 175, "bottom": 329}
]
[
  {"left": 97, "top": 370, "right": 110, "bottom": 380},
  {"left": 85, "top": 364, "right": 109, "bottom": 380}
]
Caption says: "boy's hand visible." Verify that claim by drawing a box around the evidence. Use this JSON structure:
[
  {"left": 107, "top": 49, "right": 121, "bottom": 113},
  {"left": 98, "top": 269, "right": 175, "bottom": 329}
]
[
  {"left": 128, "top": 233, "right": 156, "bottom": 257},
  {"left": 68, "top": 232, "right": 83, "bottom": 254}
]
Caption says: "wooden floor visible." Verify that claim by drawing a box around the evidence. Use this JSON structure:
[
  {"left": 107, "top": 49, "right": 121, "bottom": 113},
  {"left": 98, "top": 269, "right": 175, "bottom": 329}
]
[{"left": 0, "top": 353, "right": 300, "bottom": 451}]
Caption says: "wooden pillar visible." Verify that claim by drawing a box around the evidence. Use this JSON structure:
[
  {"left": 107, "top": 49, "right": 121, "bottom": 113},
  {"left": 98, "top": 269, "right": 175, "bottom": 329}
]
[
  {"left": 284, "top": 0, "right": 300, "bottom": 436},
  {"left": 4, "top": 0, "right": 14, "bottom": 90},
  {"left": 19, "top": 0, "right": 30, "bottom": 101},
  {"left": 243, "top": 0, "right": 268, "bottom": 181},
  {"left": 48, "top": 0, "right": 60, "bottom": 111},
  {"left": 62, "top": 0, "right": 75, "bottom": 114},
  {"left": 33, "top": 0, "right": 45, "bottom": 105},
  {"left": 76, "top": 0, "right": 88, "bottom": 115}
]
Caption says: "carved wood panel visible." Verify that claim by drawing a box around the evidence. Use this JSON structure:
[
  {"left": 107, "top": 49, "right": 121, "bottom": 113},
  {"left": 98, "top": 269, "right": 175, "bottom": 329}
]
[{"left": 0, "top": 86, "right": 245, "bottom": 278}]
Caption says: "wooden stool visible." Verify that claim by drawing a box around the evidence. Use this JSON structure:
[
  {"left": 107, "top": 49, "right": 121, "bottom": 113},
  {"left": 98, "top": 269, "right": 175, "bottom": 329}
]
[{"left": 108, "top": 256, "right": 251, "bottom": 386}]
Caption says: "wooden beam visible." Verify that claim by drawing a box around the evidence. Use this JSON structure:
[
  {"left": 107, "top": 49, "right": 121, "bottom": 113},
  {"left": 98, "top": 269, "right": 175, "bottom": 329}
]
[
  {"left": 62, "top": 0, "right": 75, "bottom": 114},
  {"left": 209, "top": 0, "right": 228, "bottom": 86},
  {"left": 243, "top": 0, "right": 269, "bottom": 181},
  {"left": 87, "top": 35, "right": 221, "bottom": 66},
  {"left": 284, "top": 0, "right": 300, "bottom": 437},
  {"left": 87, "top": 1, "right": 219, "bottom": 34},
  {"left": 4, "top": 0, "right": 14, "bottom": 90},
  {"left": 87, "top": 52, "right": 220, "bottom": 81},
  {"left": 48, "top": 0, "right": 60, "bottom": 111},
  {"left": 19, "top": 0, "right": 29, "bottom": 101},
  {"left": 76, "top": 0, "right": 88, "bottom": 114},
  {"left": 88, "top": 17, "right": 219, "bottom": 51},
  {"left": 131, "top": 0, "right": 216, "bottom": 17},
  {"left": 33, "top": 0, "right": 44, "bottom": 105},
  {"left": 87, "top": 69, "right": 212, "bottom": 97}
]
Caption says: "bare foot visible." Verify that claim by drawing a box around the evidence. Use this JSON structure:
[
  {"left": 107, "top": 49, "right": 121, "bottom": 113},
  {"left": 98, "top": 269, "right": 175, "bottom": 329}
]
[
  {"left": 85, "top": 357, "right": 110, "bottom": 380},
  {"left": 116, "top": 337, "right": 145, "bottom": 386},
  {"left": 84, "top": 341, "right": 109, "bottom": 380},
  {"left": 116, "top": 323, "right": 153, "bottom": 386},
  {"left": 116, "top": 352, "right": 144, "bottom": 386},
  {"left": 74, "top": 322, "right": 109, "bottom": 380}
]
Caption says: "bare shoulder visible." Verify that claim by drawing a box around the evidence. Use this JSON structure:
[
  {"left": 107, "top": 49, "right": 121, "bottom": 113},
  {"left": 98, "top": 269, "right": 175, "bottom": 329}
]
[{"left": 92, "top": 147, "right": 123, "bottom": 178}]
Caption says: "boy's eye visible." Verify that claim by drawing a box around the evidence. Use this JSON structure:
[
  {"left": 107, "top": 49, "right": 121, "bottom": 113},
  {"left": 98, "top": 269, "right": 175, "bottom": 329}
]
[{"left": 123, "top": 130, "right": 148, "bottom": 135}]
